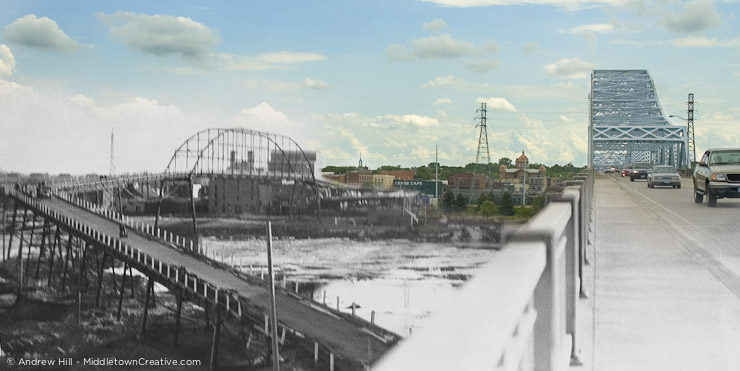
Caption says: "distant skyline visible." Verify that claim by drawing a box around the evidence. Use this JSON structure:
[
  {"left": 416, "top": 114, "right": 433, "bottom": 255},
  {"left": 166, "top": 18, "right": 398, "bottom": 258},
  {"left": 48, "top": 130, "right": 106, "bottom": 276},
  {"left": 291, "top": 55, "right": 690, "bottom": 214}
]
[{"left": 1, "top": 0, "right": 739, "bottom": 174}]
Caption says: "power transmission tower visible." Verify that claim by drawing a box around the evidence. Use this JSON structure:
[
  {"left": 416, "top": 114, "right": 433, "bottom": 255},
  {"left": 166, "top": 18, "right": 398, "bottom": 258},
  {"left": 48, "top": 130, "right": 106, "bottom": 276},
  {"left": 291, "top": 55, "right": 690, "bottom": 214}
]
[
  {"left": 470, "top": 102, "right": 491, "bottom": 202},
  {"left": 687, "top": 93, "right": 695, "bottom": 167}
]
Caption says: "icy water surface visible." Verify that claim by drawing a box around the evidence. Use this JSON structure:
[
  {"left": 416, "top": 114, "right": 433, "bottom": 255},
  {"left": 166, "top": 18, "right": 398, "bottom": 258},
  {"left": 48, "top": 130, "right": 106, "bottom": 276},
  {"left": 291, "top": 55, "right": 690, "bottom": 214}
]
[{"left": 203, "top": 237, "right": 498, "bottom": 336}]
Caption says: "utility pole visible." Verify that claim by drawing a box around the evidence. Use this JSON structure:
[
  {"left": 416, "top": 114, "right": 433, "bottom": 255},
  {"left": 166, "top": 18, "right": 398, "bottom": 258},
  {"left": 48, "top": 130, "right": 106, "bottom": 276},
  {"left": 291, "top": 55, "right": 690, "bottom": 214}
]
[
  {"left": 470, "top": 103, "right": 491, "bottom": 202},
  {"left": 266, "top": 222, "right": 280, "bottom": 371},
  {"left": 687, "top": 93, "right": 695, "bottom": 168},
  {"left": 435, "top": 145, "right": 438, "bottom": 203},
  {"left": 110, "top": 126, "right": 115, "bottom": 176},
  {"left": 522, "top": 167, "right": 527, "bottom": 206}
]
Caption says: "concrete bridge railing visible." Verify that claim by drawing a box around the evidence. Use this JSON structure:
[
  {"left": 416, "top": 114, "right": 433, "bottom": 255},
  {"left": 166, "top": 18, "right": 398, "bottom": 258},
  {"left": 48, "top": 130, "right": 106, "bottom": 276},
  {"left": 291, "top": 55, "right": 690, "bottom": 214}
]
[{"left": 374, "top": 169, "right": 594, "bottom": 371}]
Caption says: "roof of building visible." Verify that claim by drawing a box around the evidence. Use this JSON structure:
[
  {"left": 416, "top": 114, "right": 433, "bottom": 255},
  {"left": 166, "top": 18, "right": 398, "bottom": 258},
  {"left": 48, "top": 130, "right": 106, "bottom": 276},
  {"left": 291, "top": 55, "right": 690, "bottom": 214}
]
[{"left": 517, "top": 151, "right": 528, "bottom": 162}]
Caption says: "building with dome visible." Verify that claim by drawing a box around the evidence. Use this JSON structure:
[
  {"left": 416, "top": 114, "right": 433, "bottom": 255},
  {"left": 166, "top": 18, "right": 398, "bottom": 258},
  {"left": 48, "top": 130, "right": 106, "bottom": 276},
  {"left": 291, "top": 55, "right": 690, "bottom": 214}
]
[
  {"left": 499, "top": 151, "right": 547, "bottom": 182},
  {"left": 497, "top": 151, "right": 549, "bottom": 204}
]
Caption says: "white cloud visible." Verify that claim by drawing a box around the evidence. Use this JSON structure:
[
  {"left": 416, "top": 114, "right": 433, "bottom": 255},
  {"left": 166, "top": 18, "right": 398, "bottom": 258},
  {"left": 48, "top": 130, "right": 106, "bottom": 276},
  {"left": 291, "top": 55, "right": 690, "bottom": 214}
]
[
  {"left": 388, "top": 34, "right": 490, "bottom": 61},
  {"left": 214, "top": 51, "right": 326, "bottom": 71},
  {"left": 237, "top": 102, "right": 291, "bottom": 127},
  {"left": 0, "top": 81, "right": 193, "bottom": 173},
  {"left": 0, "top": 44, "right": 15, "bottom": 76},
  {"left": 476, "top": 97, "right": 518, "bottom": 112},
  {"left": 97, "top": 11, "right": 220, "bottom": 66},
  {"left": 523, "top": 42, "right": 538, "bottom": 53},
  {"left": 419, "top": 75, "right": 491, "bottom": 90},
  {"left": 483, "top": 40, "right": 499, "bottom": 52},
  {"left": 567, "top": 21, "right": 636, "bottom": 43},
  {"left": 466, "top": 59, "right": 499, "bottom": 72},
  {"left": 711, "top": 113, "right": 734, "bottom": 121},
  {"left": 410, "top": 33, "right": 478, "bottom": 59},
  {"left": 569, "top": 23, "right": 617, "bottom": 34},
  {"left": 433, "top": 97, "right": 452, "bottom": 105},
  {"left": 560, "top": 115, "right": 576, "bottom": 123},
  {"left": 243, "top": 79, "right": 302, "bottom": 91},
  {"left": 242, "top": 77, "right": 330, "bottom": 91},
  {"left": 378, "top": 114, "right": 441, "bottom": 128},
  {"left": 544, "top": 58, "right": 595, "bottom": 79},
  {"left": 669, "top": 36, "right": 740, "bottom": 48},
  {"left": 70, "top": 94, "right": 95, "bottom": 107},
  {"left": 3, "top": 14, "right": 86, "bottom": 53},
  {"left": 384, "top": 44, "right": 415, "bottom": 61},
  {"left": 609, "top": 39, "right": 663, "bottom": 47},
  {"left": 423, "top": 19, "right": 448, "bottom": 31},
  {"left": 303, "top": 77, "right": 330, "bottom": 90},
  {"left": 418, "top": 0, "right": 629, "bottom": 10},
  {"left": 663, "top": 0, "right": 721, "bottom": 33}
]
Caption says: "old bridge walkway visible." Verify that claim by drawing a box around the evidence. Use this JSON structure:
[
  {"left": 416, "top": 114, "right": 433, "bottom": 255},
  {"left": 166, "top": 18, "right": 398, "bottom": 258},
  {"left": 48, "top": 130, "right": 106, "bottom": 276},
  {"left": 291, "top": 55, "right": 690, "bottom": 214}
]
[{"left": 4, "top": 190, "right": 398, "bottom": 370}]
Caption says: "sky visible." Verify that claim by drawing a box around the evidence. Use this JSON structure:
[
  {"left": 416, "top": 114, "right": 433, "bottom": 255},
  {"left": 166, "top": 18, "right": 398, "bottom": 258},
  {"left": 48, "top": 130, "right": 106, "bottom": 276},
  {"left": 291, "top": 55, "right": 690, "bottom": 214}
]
[{"left": 0, "top": 0, "right": 739, "bottom": 175}]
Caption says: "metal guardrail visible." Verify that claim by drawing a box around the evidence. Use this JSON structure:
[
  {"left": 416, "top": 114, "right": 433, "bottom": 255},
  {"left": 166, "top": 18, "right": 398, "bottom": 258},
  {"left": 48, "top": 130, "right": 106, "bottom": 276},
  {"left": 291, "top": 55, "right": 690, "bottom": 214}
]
[{"left": 374, "top": 169, "right": 594, "bottom": 371}]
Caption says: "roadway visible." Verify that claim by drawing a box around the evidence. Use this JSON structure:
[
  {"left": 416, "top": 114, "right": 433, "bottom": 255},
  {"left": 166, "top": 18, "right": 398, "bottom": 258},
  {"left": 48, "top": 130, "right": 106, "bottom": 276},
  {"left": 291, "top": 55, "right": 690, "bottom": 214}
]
[
  {"left": 592, "top": 174, "right": 740, "bottom": 370},
  {"left": 34, "top": 196, "right": 396, "bottom": 364}
]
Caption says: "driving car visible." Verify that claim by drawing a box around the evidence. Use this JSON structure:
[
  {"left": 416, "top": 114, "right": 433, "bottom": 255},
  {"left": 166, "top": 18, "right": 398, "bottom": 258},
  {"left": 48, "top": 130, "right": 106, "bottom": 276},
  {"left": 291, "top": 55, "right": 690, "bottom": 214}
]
[
  {"left": 693, "top": 148, "right": 740, "bottom": 207},
  {"left": 621, "top": 164, "right": 632, "bottom": 177},
  {"left": 630, "top": 162, "right": 651, "bottom": 181},
  {"left": 647, "top": 165, "right": 681, "bottom": 188}
]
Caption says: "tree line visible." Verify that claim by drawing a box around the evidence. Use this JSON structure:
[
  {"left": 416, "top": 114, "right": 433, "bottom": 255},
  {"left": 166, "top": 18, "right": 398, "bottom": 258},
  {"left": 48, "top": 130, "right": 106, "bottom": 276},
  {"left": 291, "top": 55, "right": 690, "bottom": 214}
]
[{"left": 322, "top": 158, "right": 586, "bottom": 181}]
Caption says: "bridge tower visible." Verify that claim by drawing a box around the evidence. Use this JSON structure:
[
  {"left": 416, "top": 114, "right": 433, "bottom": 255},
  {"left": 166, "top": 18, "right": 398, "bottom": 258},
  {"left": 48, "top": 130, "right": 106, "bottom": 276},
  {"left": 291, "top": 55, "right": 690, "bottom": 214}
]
[
  {"left": 589, "top": 70, "right": 688, "bottom": 170},
  {"left": 470, "top": 102, "right": 491, "bottom": 201}
]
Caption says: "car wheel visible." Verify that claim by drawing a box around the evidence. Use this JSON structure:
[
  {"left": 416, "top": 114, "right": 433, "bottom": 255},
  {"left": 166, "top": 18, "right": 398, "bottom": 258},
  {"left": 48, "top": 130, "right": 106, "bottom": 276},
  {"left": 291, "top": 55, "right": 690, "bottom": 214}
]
[
  {"left": 707, "top": 189, "right": 717, "bottom": 207},
  {"left": 630, "top": 176, "right": 634, "bottom": 182},
  {"left": 677, "top": 184, "right": 681, "bottom": 189},
  {"left": 694, "top": 181, "right": 703, "bottom": 203}
]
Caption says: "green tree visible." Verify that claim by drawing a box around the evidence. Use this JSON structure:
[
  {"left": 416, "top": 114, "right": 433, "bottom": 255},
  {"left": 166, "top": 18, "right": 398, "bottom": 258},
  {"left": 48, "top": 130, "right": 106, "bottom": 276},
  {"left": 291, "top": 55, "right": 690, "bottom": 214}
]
[
  {"left": 498, "top": 157, "right": 513, "bottom": 167},
  {"left": 532, "top": 194, "right": 546, "bottom": 212},
  {"left": 414, "top": 166, "right": 432, "bottom": 180},
  {"left": 514, "top": 206, "right": 536, "bottom": 218},
  {"left": 324, "top": 165, "right": 362, "bottom": 174},
  {"left": 377, "top": 165, "right": 403, "bottom": 171},
  {"left": 442, "top": 189, "right": 455, "bottom": 211},
  {"left": 455, "top": 193, "right": 468, "bottom": 212},
  {"left": 479, "top": 200, "right": 498, "bottom": 216},
  {"left": 499, "top": 192, "right": 515, "bottom": 216}
]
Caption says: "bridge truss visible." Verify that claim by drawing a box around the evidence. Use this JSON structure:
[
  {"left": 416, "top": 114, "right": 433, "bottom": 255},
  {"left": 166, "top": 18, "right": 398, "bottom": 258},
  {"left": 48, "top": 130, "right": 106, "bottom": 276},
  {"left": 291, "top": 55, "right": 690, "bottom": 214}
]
[
  {"left": 589, "top": 70, "right": 688, "bottom": 170},
  {"left": 165, "top": 128, "right": 316, "bottom": 180}
]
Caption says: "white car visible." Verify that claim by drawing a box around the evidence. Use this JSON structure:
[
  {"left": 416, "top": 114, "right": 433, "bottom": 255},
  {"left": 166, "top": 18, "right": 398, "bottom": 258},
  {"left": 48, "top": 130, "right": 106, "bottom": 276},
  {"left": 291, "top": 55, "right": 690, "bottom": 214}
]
[{"left": 647, "top": 165, "right": 681, "bottom": 188}]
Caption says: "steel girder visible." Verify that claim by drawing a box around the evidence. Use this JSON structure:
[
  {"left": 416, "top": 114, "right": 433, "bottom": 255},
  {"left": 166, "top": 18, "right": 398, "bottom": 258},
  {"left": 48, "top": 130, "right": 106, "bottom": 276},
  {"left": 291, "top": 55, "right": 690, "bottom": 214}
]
[{"left": 589, "top": 70, "right": 688, "bottom": 170}]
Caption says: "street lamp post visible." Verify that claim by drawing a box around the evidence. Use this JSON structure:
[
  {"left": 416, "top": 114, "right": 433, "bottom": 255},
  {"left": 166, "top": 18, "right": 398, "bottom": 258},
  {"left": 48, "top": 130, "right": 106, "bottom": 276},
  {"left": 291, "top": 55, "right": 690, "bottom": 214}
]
[{"left": 670, "top": 114, "right": 695, "bottom": 169}]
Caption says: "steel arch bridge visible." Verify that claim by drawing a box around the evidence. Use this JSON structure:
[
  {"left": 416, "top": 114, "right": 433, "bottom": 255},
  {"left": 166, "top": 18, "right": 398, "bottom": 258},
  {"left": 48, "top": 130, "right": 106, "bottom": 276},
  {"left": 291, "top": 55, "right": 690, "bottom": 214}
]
[
  {"left": 588, "top": 70, "right": 688, "bottom": 170},
  {"left": 165, "top": 128, "right": 317, "bottom": 181}
]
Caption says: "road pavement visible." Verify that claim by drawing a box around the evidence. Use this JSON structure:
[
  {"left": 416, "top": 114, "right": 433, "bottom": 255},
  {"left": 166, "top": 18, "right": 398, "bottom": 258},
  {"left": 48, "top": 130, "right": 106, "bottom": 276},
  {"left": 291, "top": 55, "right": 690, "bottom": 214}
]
[{"left": 591, "top": 175, "right": 740, "bottom": 370}]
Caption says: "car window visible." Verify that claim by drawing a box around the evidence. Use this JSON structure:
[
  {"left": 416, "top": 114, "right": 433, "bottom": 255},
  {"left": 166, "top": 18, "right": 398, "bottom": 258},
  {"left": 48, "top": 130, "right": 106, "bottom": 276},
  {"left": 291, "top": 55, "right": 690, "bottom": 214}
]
[
  {"left": 710, "top": 151, "right": 740, "bottom": 165},
  {"left": 634, "top": 163, "right": 651, "bottom": 169},
  {"left": 653, "top": 167, "right": 676, "bottom": 173}
]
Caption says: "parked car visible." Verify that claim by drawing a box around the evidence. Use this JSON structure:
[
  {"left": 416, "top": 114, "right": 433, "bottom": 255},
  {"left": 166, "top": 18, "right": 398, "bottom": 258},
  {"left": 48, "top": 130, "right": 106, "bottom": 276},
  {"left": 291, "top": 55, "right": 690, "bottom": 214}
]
[
  {"left": 647, "top": 165, "right": 681, "bottom": 188},
  {"left": 621, "top": 164, "right": 632, "bottom": 177},
  {"left": 693, "top": 148, "right": 740, "bottom": 207},
  {"left": 630, "top": 163, "right": 651, "bottom": 181}
]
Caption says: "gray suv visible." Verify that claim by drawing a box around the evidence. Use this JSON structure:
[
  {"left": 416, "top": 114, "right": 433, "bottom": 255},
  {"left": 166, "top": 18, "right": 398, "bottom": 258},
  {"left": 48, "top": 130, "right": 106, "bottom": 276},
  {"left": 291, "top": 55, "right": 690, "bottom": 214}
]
[{"left": 693, "top": 148, "right": 740, "bottom": 207}]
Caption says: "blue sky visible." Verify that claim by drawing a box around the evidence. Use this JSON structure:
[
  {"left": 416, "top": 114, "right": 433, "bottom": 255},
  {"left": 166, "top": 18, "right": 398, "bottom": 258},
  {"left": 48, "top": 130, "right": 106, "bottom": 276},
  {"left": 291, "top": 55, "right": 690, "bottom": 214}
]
[{"left": 1, "top": 0, "right": 738, "bottom": 174}]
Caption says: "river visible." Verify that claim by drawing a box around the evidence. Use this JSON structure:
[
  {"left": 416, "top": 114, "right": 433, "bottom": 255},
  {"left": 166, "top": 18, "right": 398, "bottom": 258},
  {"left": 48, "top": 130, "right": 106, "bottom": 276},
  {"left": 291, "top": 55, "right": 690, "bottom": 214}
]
[{"left": 202, "top": 237, "right": 498, "bottom": 336}]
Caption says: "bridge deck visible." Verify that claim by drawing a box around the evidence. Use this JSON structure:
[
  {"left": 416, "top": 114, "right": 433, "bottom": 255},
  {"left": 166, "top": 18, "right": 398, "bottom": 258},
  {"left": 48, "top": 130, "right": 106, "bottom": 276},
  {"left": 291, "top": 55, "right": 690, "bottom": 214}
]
[
  {"left": 33, "top": 196, "right": 395, "bottom": 364},
  {"left": 592, "top": 176, "right": 740, "bottom": 370}
]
